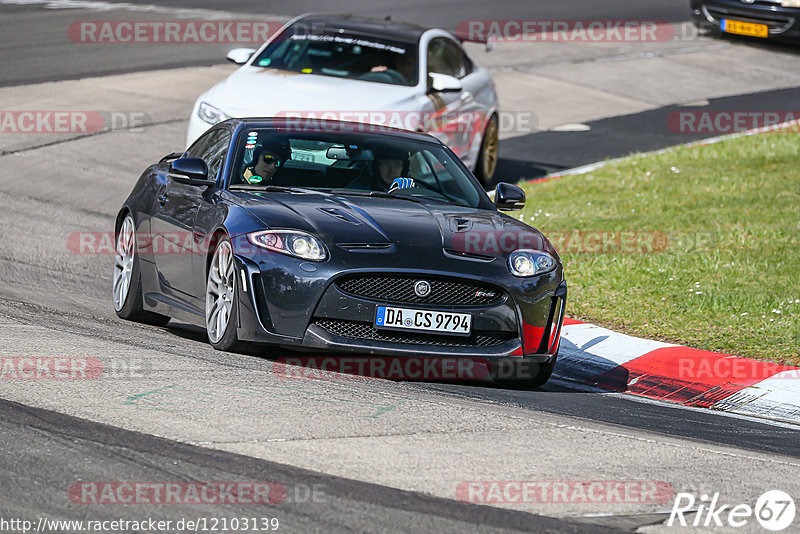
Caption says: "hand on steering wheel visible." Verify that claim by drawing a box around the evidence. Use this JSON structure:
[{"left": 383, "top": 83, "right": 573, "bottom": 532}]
[{"left": 387, "top": 177, "right": 416, "bottom": 193}]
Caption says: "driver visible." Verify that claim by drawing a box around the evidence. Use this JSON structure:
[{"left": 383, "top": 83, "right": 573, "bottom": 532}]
[
  {"left": 372, "top": 145, "right": 410, "bottom": 190},
  {"left": 243, "top": 140, "right": 291, "bottom": 185},
  {"left": 370, "top": 52, "right": 415, "bottom": 84}
]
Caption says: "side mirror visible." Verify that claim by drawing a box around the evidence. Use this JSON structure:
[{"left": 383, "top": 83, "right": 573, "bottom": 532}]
[
  {"left": 169, "top": 158, "right": 215, "bottom": 187},
  {"left": 226, "top": 48, "right": 256, "bottom": 65},
  {"left": 428, "top": 72, "right": 462, "bottom": 93},
  {"left": 494, "top": 182, "right": 526, "bottom": 211}
]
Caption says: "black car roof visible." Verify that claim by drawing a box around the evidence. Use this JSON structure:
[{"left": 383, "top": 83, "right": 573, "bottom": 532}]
[
  {"left": 292, "top": 14, "right": 431, "bottom": 43},
  {"left": 228, "top": 118, "right": 443, "bottom": 144}
]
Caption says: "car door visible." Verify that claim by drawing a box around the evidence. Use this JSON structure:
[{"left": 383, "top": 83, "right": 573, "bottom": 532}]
[
  {"left": 425, "top": 37, "right": 489, "bottom": 168},
  {"left": 151, "top": 128, "right": 231, "bottom": 298}
]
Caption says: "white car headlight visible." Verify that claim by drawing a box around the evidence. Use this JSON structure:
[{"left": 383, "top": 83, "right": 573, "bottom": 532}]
[
  {"left": 781, "top": 0, "right": 800, "bottom": 7},
  {"left": 247, "top": 230, "right": 328, "bottom": 261},
  {"left": 198, "top": 102, "right": 231, "bottom": 125},
  {"left": 508, "top": 250, "right": 556, "bottom": 277}
]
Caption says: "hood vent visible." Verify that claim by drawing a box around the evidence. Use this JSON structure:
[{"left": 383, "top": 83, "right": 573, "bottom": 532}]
[
  {"left": 449, "top": 218, "right": 474, "bottom": 233},
  {"left": 444, "top": 249, "right": 495, "bottom": 262},
  {"left": 318, "top": 207, "right": 361, "bottom": 225}
]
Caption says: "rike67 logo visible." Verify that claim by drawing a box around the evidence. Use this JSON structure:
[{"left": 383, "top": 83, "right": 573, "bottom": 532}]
[{"left": 668, "top": 490, "right": 795, "bottom": 531}]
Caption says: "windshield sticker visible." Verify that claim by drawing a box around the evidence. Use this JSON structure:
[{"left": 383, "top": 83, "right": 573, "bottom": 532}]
[
  {"left": 290, "top": 33, "right": 406, "bottom": 55},
  {"left": 258, "top": 58, "right": 272, "bottom": 67}
]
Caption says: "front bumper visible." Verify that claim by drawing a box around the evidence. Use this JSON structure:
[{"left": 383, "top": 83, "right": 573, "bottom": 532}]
[
  {"left": 691, "top": 0, "right": 800, "bottom": 39},
  {"left": 229, "top": 236, "right": 566, "bottom": 362}
]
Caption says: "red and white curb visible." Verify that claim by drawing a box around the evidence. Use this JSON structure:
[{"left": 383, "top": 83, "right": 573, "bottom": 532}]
[{"left": 556, "top": 318, "right": 800, "bottom": 425}]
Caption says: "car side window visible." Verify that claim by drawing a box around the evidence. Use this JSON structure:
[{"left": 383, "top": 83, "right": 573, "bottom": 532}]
[
  {"left": 185, "top": 130, "right": 215, "bottom": 159},
  {"left": 186, "top": 129, "right": 231, "bottom": 181},
  {"left": 427, "top": 38, "right": 471, "bottom": 79},
  {"left": 201, "top": 130, "right": 232, "bottom": 180}
]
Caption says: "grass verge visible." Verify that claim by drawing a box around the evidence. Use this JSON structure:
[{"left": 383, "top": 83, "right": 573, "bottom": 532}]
[{"left": 519, "top": 131, "right": 800, "bottom": 365}]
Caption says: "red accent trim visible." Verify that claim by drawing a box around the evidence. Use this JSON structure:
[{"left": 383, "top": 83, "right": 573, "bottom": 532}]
[{"left": 521, "top": 323, "right": 545, "bottom": 354}]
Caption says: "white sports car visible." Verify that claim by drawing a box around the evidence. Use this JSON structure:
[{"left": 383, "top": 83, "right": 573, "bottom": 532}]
[{"left": 187, "top": 14, "right": 500, "bottom": 185}]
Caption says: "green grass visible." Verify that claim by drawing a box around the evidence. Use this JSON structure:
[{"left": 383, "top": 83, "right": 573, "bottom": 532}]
[{"left": 519, "top": 132, "right": 800, "bottom": 365}]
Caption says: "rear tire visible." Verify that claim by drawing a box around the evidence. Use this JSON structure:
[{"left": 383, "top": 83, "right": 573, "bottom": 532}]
[
  {"left": 475, "top": 114, "right": 499, "bottom": 188},
  {"left": 113, "top": 214, "right": 170, "bottom": 326}
]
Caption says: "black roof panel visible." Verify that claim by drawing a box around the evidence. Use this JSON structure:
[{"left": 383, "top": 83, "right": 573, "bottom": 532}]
[
  {"left": 228, "top": 117, "right": 442, "bottom": 144},
  {"left": 290, "top": 14, "right": 431, "bottom": 43}
]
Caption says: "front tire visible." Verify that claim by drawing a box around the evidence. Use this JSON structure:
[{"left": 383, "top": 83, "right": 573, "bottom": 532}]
[
  {"left": 112, "top": 214, "right": 170, "bottom": 326},
  {"left": 475, "top": 114, "right": 499, "bottom": 188},
  {"left": 205, "top": 236, "right": 242, "bottom": 351}
]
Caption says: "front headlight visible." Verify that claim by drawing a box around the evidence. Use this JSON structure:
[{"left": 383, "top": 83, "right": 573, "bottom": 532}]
[
  {"left": 247, "top": 230, "right": 328, "bottom": 261},
  {"left": 197, "top": 102, "right": 230, "bottom": 125},
  {"left": 508, "top": 250, "right": 556, "bottom": 277}
]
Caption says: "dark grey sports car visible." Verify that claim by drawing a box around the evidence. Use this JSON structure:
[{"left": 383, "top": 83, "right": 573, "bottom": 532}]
[
  {"left": 113, "top": 118, "right": 566, "bottom": 385},
  {"left": 691, "top": 0, "right": 800, "bottom": 41}
]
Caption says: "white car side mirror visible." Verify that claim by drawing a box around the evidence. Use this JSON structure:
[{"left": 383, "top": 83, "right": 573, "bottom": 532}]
[
  {"left": 428, "top": 72, "right": 462, "bottom": 93},
  {"left": 226, "top": 48, "right": 256, "bottom": 65}
]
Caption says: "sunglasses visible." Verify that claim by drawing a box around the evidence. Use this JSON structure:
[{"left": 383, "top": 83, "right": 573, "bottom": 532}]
[{"left": 261, "top": 154, "right": 281, "bottom": 167}]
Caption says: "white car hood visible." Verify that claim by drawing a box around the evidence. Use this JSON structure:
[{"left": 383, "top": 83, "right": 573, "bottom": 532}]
[{"left": 205, "top": 66, "right": 420, "bottom": 119}]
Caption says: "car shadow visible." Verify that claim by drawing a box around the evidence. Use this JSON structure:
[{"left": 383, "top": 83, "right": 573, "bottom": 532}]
[
  {"left": 162, "top": 321, "right": 629, "bottom": 393},
  {"left": 702, "top": 28, "right": 800, "bottom": 55}
]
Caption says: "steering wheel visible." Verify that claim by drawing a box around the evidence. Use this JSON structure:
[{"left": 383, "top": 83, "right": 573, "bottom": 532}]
[
  {"left": 387, "top": 177, "right": 450, "bottom": 201},
  {"left": 357, "top": 69, "right": 407, "bottom": 85}
]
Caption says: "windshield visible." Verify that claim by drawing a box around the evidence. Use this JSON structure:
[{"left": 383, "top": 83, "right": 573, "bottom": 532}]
[
  {"left": 229, "top": 129, "right": 488, "bottom": 209},
  {"left": 251, "top": 27, "right": 418, "bottom": 86}
]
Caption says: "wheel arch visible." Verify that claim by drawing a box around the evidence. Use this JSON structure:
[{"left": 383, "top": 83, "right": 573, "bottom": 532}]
[{"left": 205, "top": 227, "right": 231, "bottom": 279}]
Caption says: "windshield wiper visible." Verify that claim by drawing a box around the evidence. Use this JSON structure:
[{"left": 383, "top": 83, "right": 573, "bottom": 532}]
[
  {"left": 331, "top": 190, "right": 425, "bottom": 203},
  {"left": 230, "top": 185, "right": 320, "bottom": 194}
]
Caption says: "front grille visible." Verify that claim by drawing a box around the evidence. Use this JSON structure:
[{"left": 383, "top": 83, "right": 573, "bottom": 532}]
[
  {"left": 315, "top": 319, "right": 516, "bottom": 348},
  {"left": 705, "top": 7, "right": 794, "bottom": 31},
  {"left": 335, "top": 274, "right": 504, "bottom": 306}
]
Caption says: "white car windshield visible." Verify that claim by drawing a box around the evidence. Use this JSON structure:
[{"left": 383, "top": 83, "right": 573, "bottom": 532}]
[{"left": 252, "top": 29, "right": 418, "bottom": 86}]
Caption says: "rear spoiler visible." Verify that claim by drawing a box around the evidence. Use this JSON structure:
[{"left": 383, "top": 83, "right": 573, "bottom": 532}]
[{"left": 450, "top": 30, "right": 495, "bottom": 52}]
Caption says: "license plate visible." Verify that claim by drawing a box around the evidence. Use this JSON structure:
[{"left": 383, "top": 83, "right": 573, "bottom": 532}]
[
  {"left": 721, "top": 19, "right": 768, "bottom": 38},
  {"left": 375, "top": 306, "right": 471, "bottom": 336}
]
